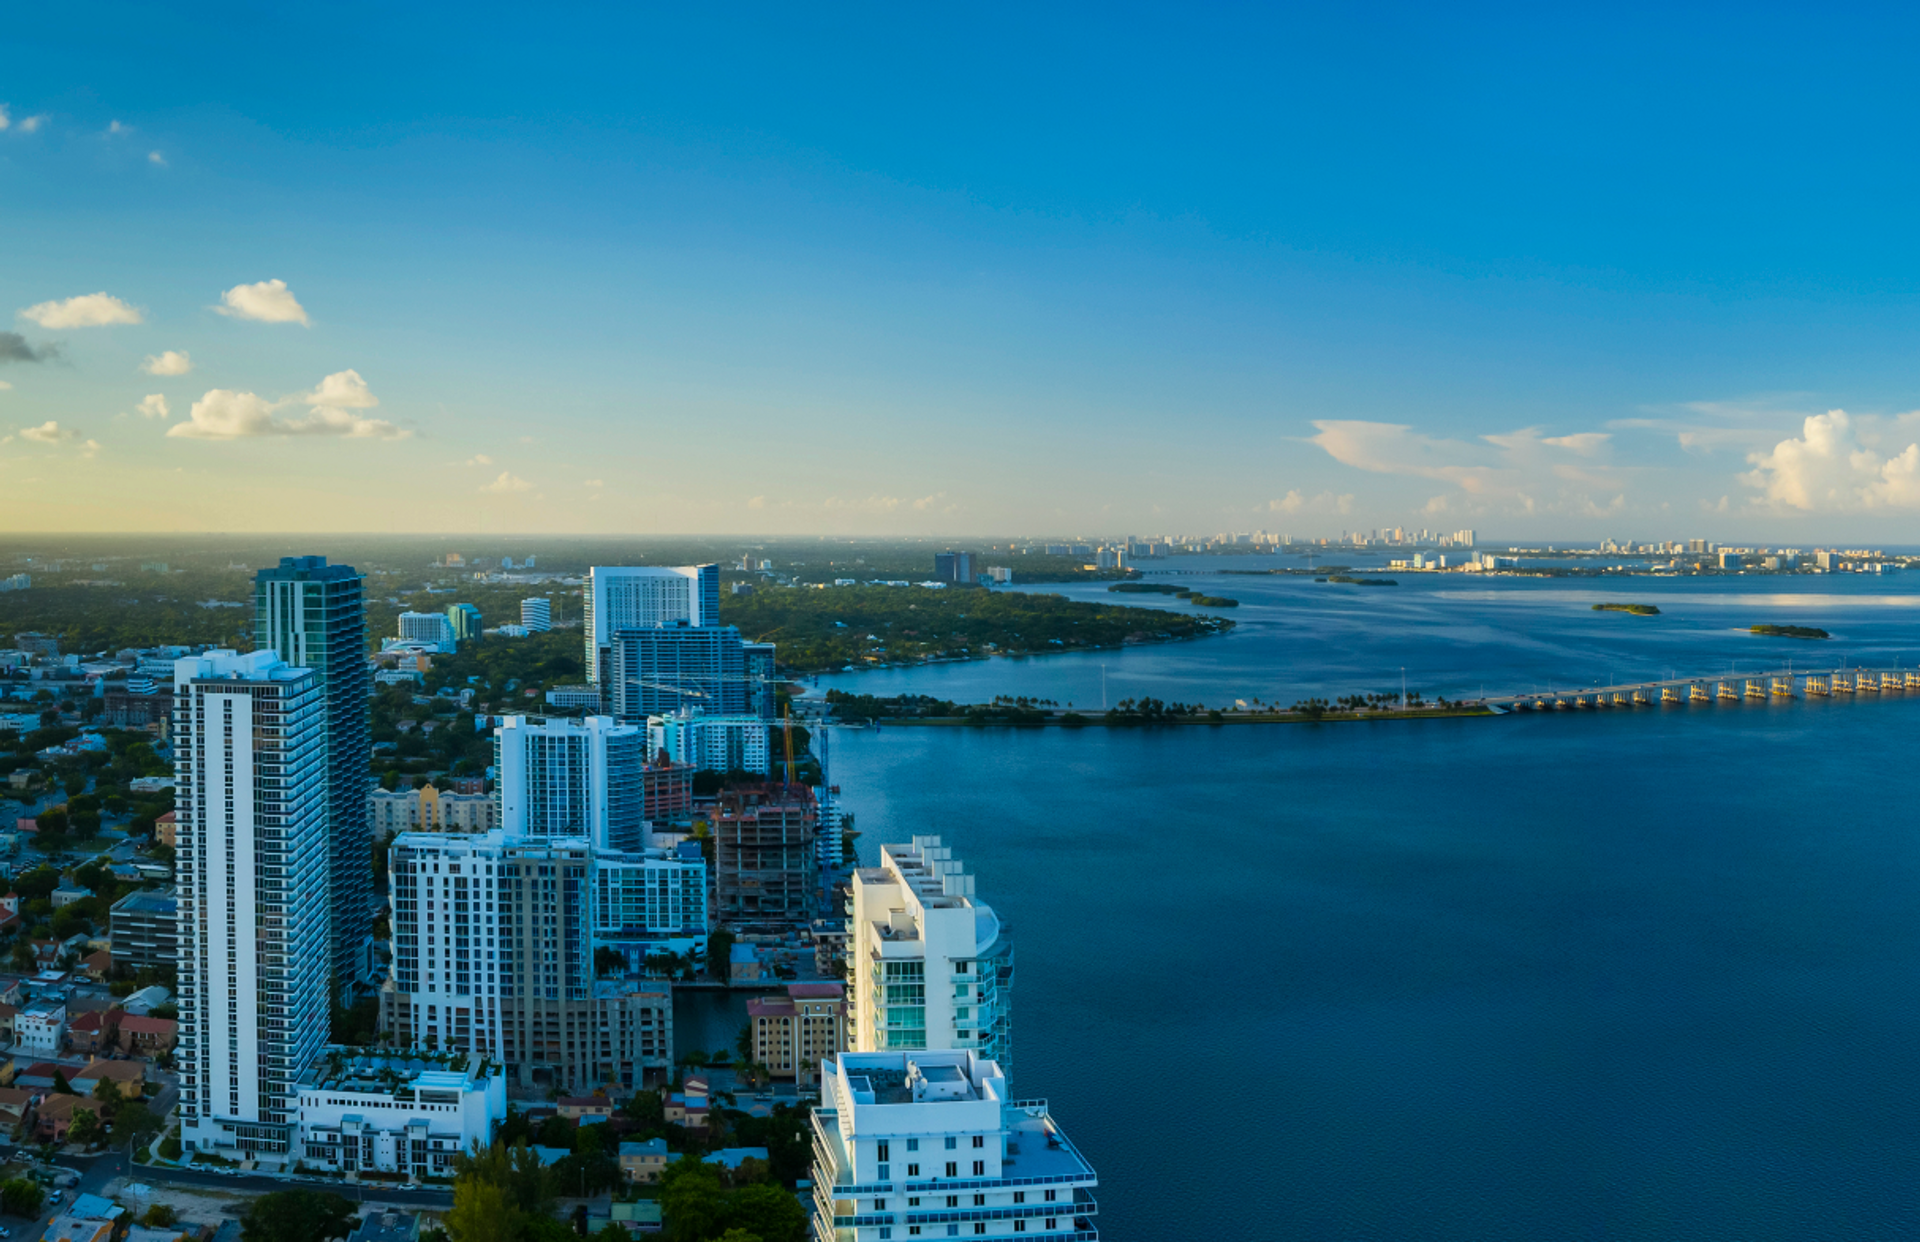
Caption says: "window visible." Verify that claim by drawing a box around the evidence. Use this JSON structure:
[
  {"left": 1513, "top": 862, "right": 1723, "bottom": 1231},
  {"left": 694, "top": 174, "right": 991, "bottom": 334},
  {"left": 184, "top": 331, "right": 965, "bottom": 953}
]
[
  {"left": 1045, "top": 1220, "right": 1056, "bottom": 1231},
  {"left": 972, "top": 1161, "right": 984, "bottom": 1176},
  {"left": 972, "top": 1194, "right": 984, "bottom": 1206},
  {"left": 873, "top": 1200, "right": 887, "bottom": 1211},
  {"left": 877, "top": 1142, "right": 890, "bottom": 1162},
  {"left": 972, "top": 1135, "right": 984, "bottom": 1148},
  {"left": 973, "top": 1227, "right": 985, "bottom": 1237},
  {"left": 908, "top": 1163, "right": 920, "bottom": 1177},
  {"left": 945, "top": 1136, "right": 958, "bottom": 1150},
  {"left": 879, "top": 1164, "right": 891, "bottom": 1180},
  {"left": 1044, "top": 1190, "right": 1057, "bottom": 1203},
  {"left": 907, "top": 1138, "right": 920, "bottom": 1152},
  {"left": 1013, "top": 1192, "right": 1025, "bottom": 1204},
  {"left": 945, "top": 1162, "right": 957, "bottom": 1177},
  {"left": 908, "top": 1198, "right": 920, "bottom": 1207},
  {"left": 1013, "top": 1225, "right": 1025, "bottom": 1234},
  {"left": 946, "top": 1196, "right": 957, "bottom": 1208}
]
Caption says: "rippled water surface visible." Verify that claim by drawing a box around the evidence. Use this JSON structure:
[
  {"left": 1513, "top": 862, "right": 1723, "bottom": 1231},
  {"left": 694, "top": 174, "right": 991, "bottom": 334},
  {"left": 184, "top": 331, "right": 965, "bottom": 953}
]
[{"left": 822, "top": 564, "right": 1920, "bottom": 1240}]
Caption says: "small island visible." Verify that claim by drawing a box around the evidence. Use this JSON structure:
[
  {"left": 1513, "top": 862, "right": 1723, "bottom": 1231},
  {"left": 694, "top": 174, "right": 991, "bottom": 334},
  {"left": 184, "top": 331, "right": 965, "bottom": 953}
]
[
  {"left": 1187, "top": 594, "right": 1239, "bottom": 607},
  {"left": 1593, "top": 603, "right": 1660, "bottom": 616},
  {"left": 1751, "top": 624, "right": 1830, "bottom": 639},
  {"left": 1328, "top": 575, "right": 1398, "bottom": 587}
]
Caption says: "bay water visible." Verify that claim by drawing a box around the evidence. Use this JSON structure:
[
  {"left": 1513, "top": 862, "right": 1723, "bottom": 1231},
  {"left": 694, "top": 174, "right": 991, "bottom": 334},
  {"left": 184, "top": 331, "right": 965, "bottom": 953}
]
[{"left": 818, "top": 562, "right": 1920, "bottom": 1239}]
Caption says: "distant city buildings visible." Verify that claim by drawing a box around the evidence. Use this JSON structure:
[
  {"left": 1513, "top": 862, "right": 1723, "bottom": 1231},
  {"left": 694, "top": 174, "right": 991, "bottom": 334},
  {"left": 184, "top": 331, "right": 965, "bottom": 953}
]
[
  {"left": 520, "top": 597, "right": 552, "bottom": 632},
  {"left": 445, "top": 603, "right": 483, "bottom": 642},
  {"left": 397, "top": 611, "right": 458, "bottom": 653},
  {"left": 933, "top": 551, "right": 975, "bottom": 584},
  {"left": 367, "top": 782, "right": 499, "bottom": 835},
  {"left": 607, "top": 625, "right": 774, "bottom": 723},
  {"left": 648, "top": 708, "right": 770, "bottom": 775}
]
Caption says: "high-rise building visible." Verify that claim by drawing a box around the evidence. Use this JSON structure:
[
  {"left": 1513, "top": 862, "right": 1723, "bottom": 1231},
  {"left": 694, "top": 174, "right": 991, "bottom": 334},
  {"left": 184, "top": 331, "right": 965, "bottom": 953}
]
[
  {"left": 648, "top": 709, "right": 770, "bottom": 775},
  {"left": 933, "top": 551, "right": 975, "bottom": 584},
  {"left": 494, "top": 716, "right": 647, "bottom": 852},
  {"left": 382, "top": 829, "right": 693, "bottom": 1091},
  {"left": 173, "top": 650, "right": 330, "bottom": 1157},
  {"left": 743, "top": 642, "right": 777, "bottom": 720},
  {"left": 847, "top": 835, "right": 1013, "bottom": 1073},
  {"left": 445, "top": 603, "right": 483, "bottom": 642},
  {"left": 520, "top": 598, "right": 552, "bottom": 632},
  {"left": 254, "top": 556, "right": 372, "bottom": 998},
  {"left": 714, "top": 783, "right": 818, "bottom": 924},
  {"left": 606, "top": 624, "right": 762, "bottom": 722},
  {"left": 583, "top": 565, "right": 720, "bottom": 683},
  {"left": 397, "top": 611, "right": 458, "bottom": 653},
  {"left": 808, "top": 1051, "right": 1098, "bottom": 1242}
]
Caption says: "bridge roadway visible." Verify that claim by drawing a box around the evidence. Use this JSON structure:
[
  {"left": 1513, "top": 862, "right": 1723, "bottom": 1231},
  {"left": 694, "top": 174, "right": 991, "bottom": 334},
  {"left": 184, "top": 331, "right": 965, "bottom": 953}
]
[{"left": 1484, "top": 667, "right": 1920, "bottom": 711}]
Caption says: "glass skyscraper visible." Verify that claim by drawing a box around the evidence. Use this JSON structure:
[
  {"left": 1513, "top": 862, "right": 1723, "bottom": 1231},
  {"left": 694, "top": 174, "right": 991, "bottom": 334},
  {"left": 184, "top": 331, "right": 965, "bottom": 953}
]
[{"left": 254, "top": 555, "right": 372, "bottom": 999}]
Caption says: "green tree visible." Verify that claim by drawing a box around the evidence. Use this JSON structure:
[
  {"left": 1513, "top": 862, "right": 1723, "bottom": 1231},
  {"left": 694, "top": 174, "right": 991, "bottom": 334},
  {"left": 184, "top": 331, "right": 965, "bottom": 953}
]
[
  {"left": 51, "top": 1069, "right": 73, "bottom": 1095},
  {"left": 238, "top": 1190, "right": 358, "bottom": 1242},
  {"left": 720, "top": 1184, "right": 806, "bottom": 1242},
  {"left": 67, "top": 1107, "right": 101, "bottom": 1148},
  {"left": 452, "top": 1138, "right": 554, "bottom": 1218},
  {"left": 0, "top": 1179, "right": 45, "bottom": 1217},
  {"left": 142, "top": 1205, "right": 179, "bottom": 1228},
  {"left": 445, "top": 1177, "right": 518, "bottom": 1242},
  {"left": 713, "top": 1232, "right": 763, "bottom": 1242},
  {"left": 705, "top": 929, "right": 735, "bottom": 981},
  {"left": 659, "top": 1158, "right": 727, "bottom": 1242},
  {"left": 113, "top": 1102, "right": 161, "bottom": 1144}
]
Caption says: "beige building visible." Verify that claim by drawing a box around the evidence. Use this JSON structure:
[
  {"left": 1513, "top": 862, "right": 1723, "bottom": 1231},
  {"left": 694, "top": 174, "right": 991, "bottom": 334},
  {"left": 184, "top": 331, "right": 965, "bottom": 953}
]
[
  {"left": 748, "top": 981, "right": 846, "bottom": 1085},
  {"left": 368, "top": 783, "right": 498, "bottom": 836}
]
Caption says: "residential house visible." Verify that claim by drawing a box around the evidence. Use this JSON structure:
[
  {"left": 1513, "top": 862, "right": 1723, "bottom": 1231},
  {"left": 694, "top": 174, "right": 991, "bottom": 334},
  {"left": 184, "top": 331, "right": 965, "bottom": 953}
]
[
  {"left": 65, "top": 1010, "right": 116, "bottom": 1055},
  {"left": 618, "top": 1137, "right": 668, "bottom": 1183},
  {"left": 153, "top": 811, "right": 177, "bottom": 848},
  {"left": 555, "top": 1096, "right": 615, "bottom": 1122},
  {"left": 0, "top": 1086, "right": 40, "bottom": 1128},
  {"left": 345, "top": 1213, "right": 421, "bottom": 1242},
  {"left": 116, "top": 1014, "right": 177, "bottom": 1056},
  {"left": 664, "top": 1076, "right": 710, "bottom": 1131},
  {"left": 77, "top": 951, "right": 111, "bottom": 983},
  {"left": 33, "top": 1093, "right": 94, "bottom": 1143},
  {"left": 73, "top": 1060, "right": 144, "bottom": 1095}
]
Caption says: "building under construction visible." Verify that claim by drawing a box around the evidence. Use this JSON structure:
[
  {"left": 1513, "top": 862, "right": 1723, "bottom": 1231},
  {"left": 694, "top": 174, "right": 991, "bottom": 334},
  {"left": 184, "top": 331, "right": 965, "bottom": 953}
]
[{"left": 714, "top": 783, "right": 819, "bottom": 925}]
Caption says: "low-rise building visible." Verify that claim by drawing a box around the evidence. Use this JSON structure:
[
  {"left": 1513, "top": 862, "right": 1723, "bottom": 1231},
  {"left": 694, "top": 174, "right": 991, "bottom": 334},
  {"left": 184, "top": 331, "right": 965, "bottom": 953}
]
[
  {"left": 65, "top": 1009, "right": 114, "bottom": 1054},
  {"left": 808, "top": 1051, "right": 1100, "bottom": 1242},
  {"left": 116, "top": 1014, "right": 178, "bottom": 1056},
  {"left": 152, "top": 811, "right": 177, "bottom": 848},
  {"left": 34, "top": 1093, "right": 95, "bottom": 1143},
  {"left": 44, "top": 1215, "right": 113, "bottom": 1242},
  {"left": 749, "top": 982, "right": 846, "bottom": 1085},
  {"left": 619, "top": 1137, "right": 668, "bottom": 1183},
  {"left": 555, "top": 1095, "right": 615, "bottom": 1122},
  {"left": 297, "top": 1049, "right": 506, "bottom": 1179},
  {"left": 345, "top": 1213, "right": 420, "bottom": 1242},
  {"left": 109, "top": 891, "right": 179, "bottom": 975},
  {"left": 16, "top": 1001, "right": 64, "bottom": 1054},
  {"left": 367, "top": 783, "right": 499, "bottom": 836},
  {"left": 73, "top": 1060, "right": 145, "bottom": 1095}
]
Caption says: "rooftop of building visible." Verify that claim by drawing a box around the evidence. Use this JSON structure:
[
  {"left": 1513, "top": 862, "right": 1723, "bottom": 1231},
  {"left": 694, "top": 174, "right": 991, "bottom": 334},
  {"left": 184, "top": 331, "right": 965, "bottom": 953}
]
[
  {"left": 302, "top": 1048, "right": 491, "bottom": 1095},
  {"left": 256, "top": 556, "right": 360, "bottom": 583},
  {"left": 109, "top": 889, "right": 177, "bottom": 915},
  {"left": 344, "top": 1213, "right": 419, "bottom": 1242}
]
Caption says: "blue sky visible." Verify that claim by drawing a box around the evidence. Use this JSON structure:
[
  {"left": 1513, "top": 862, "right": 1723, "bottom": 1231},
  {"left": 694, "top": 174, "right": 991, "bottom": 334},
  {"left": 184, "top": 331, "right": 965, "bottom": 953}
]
[{"left": 6, "top": 3, "right": 1920, "bottom": 538}]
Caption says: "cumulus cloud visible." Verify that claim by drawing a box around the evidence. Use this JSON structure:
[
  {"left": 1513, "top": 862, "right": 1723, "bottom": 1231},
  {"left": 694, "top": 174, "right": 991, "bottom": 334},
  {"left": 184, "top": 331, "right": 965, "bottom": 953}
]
[
  {"left": 168, "top": 370, "right": 406, "bottom": 440},
  {"left": 822, "top": 495, "right": 904, "bottom": 512},
  {"left": 466, "top": 454, "right": 494, "bottom": 466},
  {"left": 1309, "top": 419, "right": 1628, "bottom": 504},
  {"left": 107, "top": 120, "right": 130, "bottom": 135},
  {"left": 912, "top": 492, "right": 947, "bottom": 511},
  {"left": 1265, "top": 489, "right": 1354, "bottom": 515},
  {"left": 0, "top": 105, "right": 8, "bottom": 131},
  {"left": 584, "top": 478, "right": 605, "bottom": 488},
  {"left": 19, "top": 420, "right": 80, "bottom": 444},
  {"left": 214, "top": 279, "right": 309, "bottom": 325},
  {"left": 148, "top": 150, "right": 166, "bottom": 166},
  {"left": 481, "top": 472, "right": 531, "bottom": 494},
  {"left": 141, "top": 350, "right": 191, "bottom": 376},
  {"left": 0, "top": 333, "right": 59, "bottom": 364},
  {"left": 136, "top": 394, "right": 169, "bottom": 420},
  {"left": 747, "top": 495, "right": 767, "bottom": 509},
  {"left": 80, "top": 439, "right": 101, "bottom": 459},
  {"left": 18, "top": 292, "right": 142, "bottom": 328},
  {"left": 1742, "top": 409, "right": 1920, "bottom": 511},
  {"left": 16, "top": 114, "right": 45, "bottom": 134}
]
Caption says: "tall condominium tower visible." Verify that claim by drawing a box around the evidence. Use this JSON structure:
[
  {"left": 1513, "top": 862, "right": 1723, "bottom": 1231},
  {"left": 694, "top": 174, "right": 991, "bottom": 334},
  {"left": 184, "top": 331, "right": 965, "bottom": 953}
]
[
  {"left": 253, "top": 555, "right": 372, "bottom": 998},
  {"left": 173, "top": 650, "right": 330, "bottom": 1157},
  {"left": 493, "top": 715, "right": 648, "bottom": 851},
  {"left": 583, "top": 564, "right": 720, "bottom": 683},
  {"left": 847, "top": 835, "right": 1014, "bottom": 1074},
  {"left": 607, "top": 624, "right": 774, "bottom": 723}
]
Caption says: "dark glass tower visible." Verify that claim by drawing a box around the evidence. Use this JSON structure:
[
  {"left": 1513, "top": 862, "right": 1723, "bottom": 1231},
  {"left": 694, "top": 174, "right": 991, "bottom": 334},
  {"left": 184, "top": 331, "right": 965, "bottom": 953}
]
[{"left": 254, "top": 555, "right": 372, "bottom": 1000}]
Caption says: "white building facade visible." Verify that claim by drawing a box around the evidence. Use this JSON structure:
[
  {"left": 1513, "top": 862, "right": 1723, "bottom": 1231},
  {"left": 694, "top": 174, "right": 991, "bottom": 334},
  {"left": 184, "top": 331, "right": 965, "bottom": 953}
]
[
  {"left": 174, "top": 650, "right": 331, "bottom": 1157},
  {"left": 297, "top": 1051, "right": 506, "bottom": 1178},
  {"left": 583, "top": 564, "right": 719, "bottom": 683},
  {"left": 520, "top": 598, "right": 552, "bottom": 632},
  {"left": 647, "top": 709, "right": 769, "bottom": 775},
  {"left": 848, "top": 836, "right": 1014, "bottom": 1074},
  {"left": 494, "top": 715, "right": 647, "bottom": 851},
  {"left": 397, "top": 612, "right": 458, "bottom": 654},
  {"left": 809, "top": 1050, "right": 1098, "bottom": 1241}
]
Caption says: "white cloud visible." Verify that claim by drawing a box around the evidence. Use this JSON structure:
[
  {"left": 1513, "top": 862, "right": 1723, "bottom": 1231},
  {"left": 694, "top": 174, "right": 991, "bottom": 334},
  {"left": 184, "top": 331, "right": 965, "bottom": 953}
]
[
  {"left": 481, "top": 471, "right": 531, "bottom": 494},
  {"left": 466, "top": 454, "right": 494, "bottom": 466},
  {"left": 912, "top": 492, "right": 947, "bottom": 511},
  {"left": 1265, "top": 489, "right": 1354, "bottom": 515},
  {"left": 19, "top": 420, "right": 80, "bottom": 444},
  {"left": 584, "top": 478, "right": 605, "bottom": 488},
  {"left": 18, "top": 292, "right": 143, "bottom": 328},
  {"left": 168, "top": 370, "right": 406, "bottom": 440},
  {"left": 822, "top": 495, "right": 903, "bottom": 512},
  {"left": 0, "top": 381, "right": 11, "bottom": 391},
  {"left": 141, "top": 350, "right": 192, "bottom": 376},
  {"left": 1742, "top": 409, "right": 1920, "bottom": 511},
  {"left": 0, "top": 105, "right": 8, "bottom": 131},
  {"left": 148, "top": 151, "right": 166, "bottom": 167},
  {"left": 214, "top": 279, "right": 309, "bottom": 325},
  {"left": 1309, "top": 419, "right": 1628, "bottom": 504},
  {"left": 747, "top": 495, "right": 766, "bottom": 509},
  {"left": 16, "top": 114, "right": 45, "bottom": 134},
  {"left": 107, "top": 120, "right": 130, "bottom": 136},
  {"left": 80, "top": 439, "right": 101, "bottom": 460},
  {"left": 136, "top": 394, "right": 170, "bottom": 420}
]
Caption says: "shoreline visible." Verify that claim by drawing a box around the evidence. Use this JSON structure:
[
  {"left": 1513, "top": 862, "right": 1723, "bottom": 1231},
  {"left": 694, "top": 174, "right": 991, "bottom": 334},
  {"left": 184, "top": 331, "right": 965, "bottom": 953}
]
[{"left": 839, "top": 706, "right": 1498, "bottom": 727}]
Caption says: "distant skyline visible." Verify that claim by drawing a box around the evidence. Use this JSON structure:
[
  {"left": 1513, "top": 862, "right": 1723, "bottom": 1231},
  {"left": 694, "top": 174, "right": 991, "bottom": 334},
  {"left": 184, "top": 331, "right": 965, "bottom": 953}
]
[{"left": 8, "top": 7, "right": 1920, "bottom": 538}]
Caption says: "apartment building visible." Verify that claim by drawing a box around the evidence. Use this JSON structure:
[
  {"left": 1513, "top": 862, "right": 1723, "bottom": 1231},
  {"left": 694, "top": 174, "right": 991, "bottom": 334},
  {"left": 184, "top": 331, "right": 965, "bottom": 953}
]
[{"left": 749, "top": 981, "right": 846, "bottom": 1085}]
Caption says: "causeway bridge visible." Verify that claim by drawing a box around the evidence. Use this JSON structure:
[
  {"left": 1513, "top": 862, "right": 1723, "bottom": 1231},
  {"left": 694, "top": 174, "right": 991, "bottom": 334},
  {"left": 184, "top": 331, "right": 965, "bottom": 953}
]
[{"left": 1485, "top": 667, "right": 1920, "bottom": 712}]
